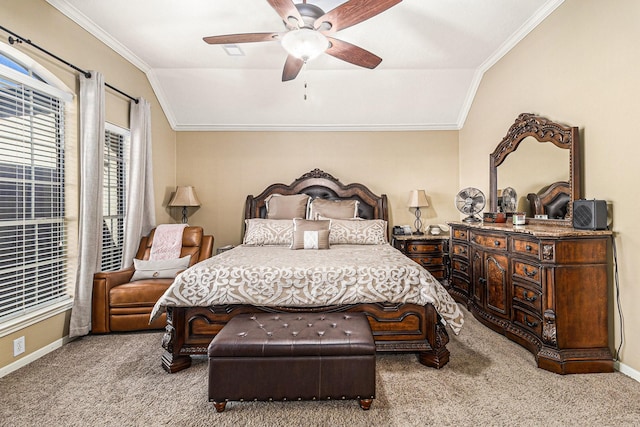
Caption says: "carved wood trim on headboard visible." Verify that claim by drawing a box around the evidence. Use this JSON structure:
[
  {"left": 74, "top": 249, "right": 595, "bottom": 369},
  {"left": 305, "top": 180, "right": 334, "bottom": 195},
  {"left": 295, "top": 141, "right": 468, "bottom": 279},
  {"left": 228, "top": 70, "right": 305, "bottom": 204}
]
[{"left": 244, "top": 168, "right": 389, "bottom": 224}]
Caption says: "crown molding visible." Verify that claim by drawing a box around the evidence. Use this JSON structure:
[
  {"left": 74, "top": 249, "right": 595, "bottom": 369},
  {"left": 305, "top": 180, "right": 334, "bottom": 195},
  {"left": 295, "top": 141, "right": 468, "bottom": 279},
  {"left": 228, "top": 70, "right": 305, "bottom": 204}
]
[
  {"left": 172, "top": 122, "right": 461, "bottom": 132},
  {"left": 46, "top": 0, "right": 151, "bottom": 73},
  {"left": 456, "top": 0, "right": 565, "bottom": 129}
]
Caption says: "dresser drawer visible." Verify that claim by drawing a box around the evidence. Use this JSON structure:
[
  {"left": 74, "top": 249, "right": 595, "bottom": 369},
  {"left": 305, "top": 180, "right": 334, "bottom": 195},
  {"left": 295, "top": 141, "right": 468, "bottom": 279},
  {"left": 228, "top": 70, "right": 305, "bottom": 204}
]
[
  {"left": 513, "top": 282, "right": 542, "bottom": 314},
  {"left": 451, "top": 242, "right": 469, "bottom": 258},
  {"left": 512, "top": 260, "right": 542, "bottom": 285},
  {"left": 470, "top": 231, "right": 507, "bottom": 251},
  {"left": 511, "top": 237, "right": 540, "bottom": 259},
  {"left": 409, "top": 255, "right": 444, "bottom": 268},
  {"left": 450, "top": 275, "right": 469, "bottom": 293},
  {"left": 513, "top": 306, "right": 542, "bottom": 337},
  {"left": 451, "top": 258, "right": 469, "bottom": 277},
  {"left": 451, "top": 227, "right": 468, "bottom": 241},
  {"left": 406, "top": 242, "right": 444, "bottom": 254},
  {"left": 428, "top": 268, "right": 446, "bottom": 280}
]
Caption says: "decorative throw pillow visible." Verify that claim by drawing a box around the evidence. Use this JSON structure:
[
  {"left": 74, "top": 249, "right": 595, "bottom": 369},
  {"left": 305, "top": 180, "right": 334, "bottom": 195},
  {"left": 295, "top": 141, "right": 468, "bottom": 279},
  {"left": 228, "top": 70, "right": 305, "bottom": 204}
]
[
  {"left": 243, "top": 218, "right": 293, "bottom": 246},
  {"left": 265, "top": 194, "right": 311, "bottom": 219},
  {"left": 325, "top": 218, "right": 388, "bottom": 245},
  {"left": 291, "top": 218, "right": 331, "bottom": 250},
  {"left": 308, "top": 198, "right": 359, "bottom": 220},
  {"left": 131, "top": 255, "right": 191, "bottom": 281}
]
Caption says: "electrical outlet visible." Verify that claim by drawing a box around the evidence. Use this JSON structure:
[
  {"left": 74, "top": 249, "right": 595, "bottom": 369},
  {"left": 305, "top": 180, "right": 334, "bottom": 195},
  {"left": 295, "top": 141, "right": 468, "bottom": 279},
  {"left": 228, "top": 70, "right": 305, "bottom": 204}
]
[{"left": 13, "top": 336, "right": 25, "bottom": 357}]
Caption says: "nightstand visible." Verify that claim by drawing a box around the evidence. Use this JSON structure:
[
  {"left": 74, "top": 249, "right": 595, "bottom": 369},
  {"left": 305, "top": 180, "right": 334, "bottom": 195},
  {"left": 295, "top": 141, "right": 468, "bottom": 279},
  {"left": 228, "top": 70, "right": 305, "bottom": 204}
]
[
  {"left": 216, "top": 245, "right": 234, "bottom": 255},
  {"left": 392, "top": 234, "right": 449, "bottom": 282}
]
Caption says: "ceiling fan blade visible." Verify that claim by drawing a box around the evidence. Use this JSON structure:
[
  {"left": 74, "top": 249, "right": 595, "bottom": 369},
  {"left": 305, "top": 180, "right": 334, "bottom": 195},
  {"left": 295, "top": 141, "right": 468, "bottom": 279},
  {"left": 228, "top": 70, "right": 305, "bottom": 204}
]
[
  {"left": 325, "top": 37, "right": 382, "bottom": 69},
  {"left": 203, "top": 32, "right": 281, "bottom": 45},
  {"left": 282, "top": 55, "right": 304, "bottom": 81},
  {"left": 202, "top": 33, "right": 281, "bottom": 44},
  {"left": 267, "top": 0, "right": 304, "bottom": 29},
  {"left": 315, "top": 0, "right": 402, "bottom": 33}
]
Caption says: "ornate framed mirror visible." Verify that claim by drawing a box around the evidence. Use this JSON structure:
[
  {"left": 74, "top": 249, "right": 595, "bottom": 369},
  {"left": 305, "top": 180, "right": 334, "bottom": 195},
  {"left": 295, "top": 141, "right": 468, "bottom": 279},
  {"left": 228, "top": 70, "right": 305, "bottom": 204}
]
[{"left": 489, "top": 113, "right": 581, "bottom": 226}]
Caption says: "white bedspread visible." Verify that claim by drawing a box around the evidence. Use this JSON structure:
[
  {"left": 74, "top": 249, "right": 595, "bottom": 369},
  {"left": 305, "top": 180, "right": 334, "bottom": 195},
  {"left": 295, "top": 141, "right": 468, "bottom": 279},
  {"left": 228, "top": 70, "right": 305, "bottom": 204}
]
[{"left": 150, "top": 244, "right": 463, "bottom": 334}]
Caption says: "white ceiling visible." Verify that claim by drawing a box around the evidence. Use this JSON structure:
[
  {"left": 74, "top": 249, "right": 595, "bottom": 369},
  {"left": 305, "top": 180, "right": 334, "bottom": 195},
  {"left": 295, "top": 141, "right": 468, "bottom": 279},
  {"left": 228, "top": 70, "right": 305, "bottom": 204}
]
[{"left": 47, "top": 0, "right": 563, "bottom": 131}]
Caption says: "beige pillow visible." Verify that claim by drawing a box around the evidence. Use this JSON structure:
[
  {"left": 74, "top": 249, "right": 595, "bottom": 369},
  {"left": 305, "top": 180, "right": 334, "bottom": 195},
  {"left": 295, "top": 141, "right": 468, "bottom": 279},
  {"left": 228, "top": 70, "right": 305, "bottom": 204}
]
[
  {"left": 291, "top": 218, "right": 331, "bottom": 250},
  {"left": 266, "top": 194, "right": 310, "bottom": 219},
  {"left": 325, "top": 218, "right": 388, "bottom": 245},
  {"left": 308, "top": 198, "right": 359, "bottom": 220},
  {"left": 131, "top": 255, "right": 191, "bottom": 281},
  {"left": 243, "top": 219, "right": 293, "bottom": 246}
]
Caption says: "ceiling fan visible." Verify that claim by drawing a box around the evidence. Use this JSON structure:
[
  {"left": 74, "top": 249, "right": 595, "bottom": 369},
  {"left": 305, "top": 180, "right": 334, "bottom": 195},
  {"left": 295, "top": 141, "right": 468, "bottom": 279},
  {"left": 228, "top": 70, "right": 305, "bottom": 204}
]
[{"left": 203, "top": 0, "right": 402, "bottom": 81}]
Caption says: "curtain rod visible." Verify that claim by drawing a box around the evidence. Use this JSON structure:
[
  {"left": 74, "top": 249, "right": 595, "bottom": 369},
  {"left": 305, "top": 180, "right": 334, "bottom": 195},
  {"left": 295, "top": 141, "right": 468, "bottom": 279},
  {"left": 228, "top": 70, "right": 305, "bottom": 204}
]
[{"left": 0, "top": 25, "right": 139, "bottom": 104}]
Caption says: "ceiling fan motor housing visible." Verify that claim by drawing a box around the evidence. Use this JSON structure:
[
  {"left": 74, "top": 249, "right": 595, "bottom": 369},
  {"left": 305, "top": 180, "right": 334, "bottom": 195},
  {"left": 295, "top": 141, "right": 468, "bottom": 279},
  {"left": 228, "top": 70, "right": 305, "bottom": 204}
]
[{"left": 294, "top": 3, "right": 326, "bottom": 28}]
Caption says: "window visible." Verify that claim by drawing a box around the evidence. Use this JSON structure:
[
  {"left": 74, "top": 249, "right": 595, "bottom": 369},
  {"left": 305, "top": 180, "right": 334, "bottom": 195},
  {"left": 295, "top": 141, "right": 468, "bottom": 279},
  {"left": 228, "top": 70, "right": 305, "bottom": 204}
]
[
  {"left": 0, "top": 51, "right": 71, "bottom": 323},
  {"left": 101, "top": 124, "right": 129, "bottom": 271}
]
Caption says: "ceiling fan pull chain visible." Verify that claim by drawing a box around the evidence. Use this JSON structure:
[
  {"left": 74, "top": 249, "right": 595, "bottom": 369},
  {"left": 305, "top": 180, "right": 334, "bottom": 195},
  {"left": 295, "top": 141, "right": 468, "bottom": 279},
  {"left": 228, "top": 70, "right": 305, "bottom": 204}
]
[{"left": 304, "top": 81, "right": 308, "bottom": 101}]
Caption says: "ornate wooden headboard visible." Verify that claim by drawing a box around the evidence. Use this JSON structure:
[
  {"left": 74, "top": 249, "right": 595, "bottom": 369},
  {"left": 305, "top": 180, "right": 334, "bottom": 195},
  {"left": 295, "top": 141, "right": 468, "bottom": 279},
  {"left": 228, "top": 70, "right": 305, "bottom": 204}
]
[
  {"left": 244, "top": 168, "right": 389, "bottom": 223},
  {"left": 527, "top": 181, "right": 571, "bottom": 219}
]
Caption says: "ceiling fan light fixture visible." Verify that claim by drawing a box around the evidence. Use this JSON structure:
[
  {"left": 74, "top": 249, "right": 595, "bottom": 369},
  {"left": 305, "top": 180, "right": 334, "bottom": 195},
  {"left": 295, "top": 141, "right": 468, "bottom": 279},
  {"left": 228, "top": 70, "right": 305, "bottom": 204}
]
[{"left": 281, "top": 28, "right": 329, "bottom": 62}]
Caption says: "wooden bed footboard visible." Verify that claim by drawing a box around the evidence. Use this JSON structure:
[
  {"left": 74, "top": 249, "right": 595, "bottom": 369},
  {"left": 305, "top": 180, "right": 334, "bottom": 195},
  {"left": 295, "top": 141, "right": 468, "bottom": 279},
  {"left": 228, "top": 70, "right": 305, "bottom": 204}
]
[{"left": 160, "top": 302, "right": 450, "bottom": 373}]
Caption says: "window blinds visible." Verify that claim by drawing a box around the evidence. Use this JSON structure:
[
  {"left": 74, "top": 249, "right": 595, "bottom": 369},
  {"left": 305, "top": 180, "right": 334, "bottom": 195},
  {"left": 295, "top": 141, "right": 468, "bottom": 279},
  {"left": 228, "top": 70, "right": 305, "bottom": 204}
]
[
  {"left": 101, "top": 127, "right": 127, "bottom": 272},
  {"left": 0, "top": 71, "right": 69, "bottom": 321}
]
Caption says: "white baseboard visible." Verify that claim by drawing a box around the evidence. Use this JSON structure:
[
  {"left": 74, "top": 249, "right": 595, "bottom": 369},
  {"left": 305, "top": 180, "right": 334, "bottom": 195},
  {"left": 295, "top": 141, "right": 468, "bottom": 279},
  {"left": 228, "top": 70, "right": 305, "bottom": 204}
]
[
  {"left": 0, "top": 336, "right": 69, "bottom": 378},
  {"left": 616, "top": 360, "right": 640, "bottom": 383}
]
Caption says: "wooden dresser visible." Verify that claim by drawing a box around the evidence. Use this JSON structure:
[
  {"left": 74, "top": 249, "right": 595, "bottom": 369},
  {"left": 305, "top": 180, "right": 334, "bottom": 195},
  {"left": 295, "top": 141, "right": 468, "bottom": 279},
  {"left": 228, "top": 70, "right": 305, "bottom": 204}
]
[{"left": 447, "top": 221, "right": 613, "bottom": 374}]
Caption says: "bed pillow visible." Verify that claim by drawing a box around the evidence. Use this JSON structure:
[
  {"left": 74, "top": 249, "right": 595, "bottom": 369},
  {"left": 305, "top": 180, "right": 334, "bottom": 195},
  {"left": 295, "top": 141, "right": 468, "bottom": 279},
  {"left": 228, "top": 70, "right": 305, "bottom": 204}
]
[
  {"left": 308, "top": 198, "right": 359, "bottom": 220},
  {"left": 243, "top": 219, "right": 293, "bottom": 246},
  {"left": 265, "top": 194, "right": 310, "bottom": 219},
  {"left": 291, "top": 218, "right": 331, "bottom": 250},
  {"left": 131, "top": 255, "right": 191, "bottom": 281},
  {"left": 325, "top": 218, "right": 388, "bottom": 245}
]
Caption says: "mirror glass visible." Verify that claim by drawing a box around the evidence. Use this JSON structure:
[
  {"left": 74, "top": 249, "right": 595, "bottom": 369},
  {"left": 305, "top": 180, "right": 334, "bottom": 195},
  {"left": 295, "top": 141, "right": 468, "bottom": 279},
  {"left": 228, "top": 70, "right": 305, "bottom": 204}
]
[
  {"left": 496, "top": 137, "right": 569, "bottom": 213},
  {"left": 489, "top": 114, "right": 580, "bottom": 226}
]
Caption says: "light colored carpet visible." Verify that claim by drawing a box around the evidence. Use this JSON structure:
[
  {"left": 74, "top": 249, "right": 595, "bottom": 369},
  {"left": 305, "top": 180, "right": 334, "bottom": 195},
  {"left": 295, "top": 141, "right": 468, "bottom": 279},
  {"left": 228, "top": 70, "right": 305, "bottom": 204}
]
[{"left": 1, "top": 307, "right": 639, "bottom": 427}]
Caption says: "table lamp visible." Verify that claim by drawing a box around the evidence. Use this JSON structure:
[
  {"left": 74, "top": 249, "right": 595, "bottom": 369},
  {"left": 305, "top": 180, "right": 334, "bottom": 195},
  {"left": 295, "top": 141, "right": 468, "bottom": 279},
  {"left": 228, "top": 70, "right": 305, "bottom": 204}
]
[
  {"left": 407, "top": 189, "right": 429, "bottom": 235},
  {"left": 169, "top": 186, "right": 201, "bottom": 224}
]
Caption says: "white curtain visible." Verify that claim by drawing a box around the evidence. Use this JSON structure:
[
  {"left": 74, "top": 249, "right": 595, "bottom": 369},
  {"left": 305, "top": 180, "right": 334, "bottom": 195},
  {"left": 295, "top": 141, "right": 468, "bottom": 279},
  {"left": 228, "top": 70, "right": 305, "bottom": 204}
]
[
  {"left": 121, "top": 98, "right": 156, "bottom": 267},
  {"left": 69, "top": 72, "right": 105, "bottom": 338}
]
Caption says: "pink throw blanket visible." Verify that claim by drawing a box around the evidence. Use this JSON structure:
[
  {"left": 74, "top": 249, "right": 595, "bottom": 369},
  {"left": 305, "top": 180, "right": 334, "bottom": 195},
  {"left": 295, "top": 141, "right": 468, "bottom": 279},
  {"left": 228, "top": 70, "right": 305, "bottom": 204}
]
[{"left": 149, "top": 224, "right": 188, "bottom": 260}]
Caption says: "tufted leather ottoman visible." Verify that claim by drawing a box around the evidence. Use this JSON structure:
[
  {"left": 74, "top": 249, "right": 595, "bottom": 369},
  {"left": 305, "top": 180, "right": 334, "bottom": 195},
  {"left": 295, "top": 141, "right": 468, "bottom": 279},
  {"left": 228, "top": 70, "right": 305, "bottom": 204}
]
[{"left": 208, "top": 312, "right": 376, "bottom": 412}]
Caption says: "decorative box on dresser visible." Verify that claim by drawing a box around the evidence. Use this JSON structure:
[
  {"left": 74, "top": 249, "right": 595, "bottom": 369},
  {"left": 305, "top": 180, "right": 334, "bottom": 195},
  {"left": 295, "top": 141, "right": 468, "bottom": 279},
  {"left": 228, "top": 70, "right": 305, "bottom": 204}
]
[
  {"left": 447, "top": 222, "right": 613, "bottom": 374},
  {"left": 392, "top": 234, "right": 449, "bottom": 282}
]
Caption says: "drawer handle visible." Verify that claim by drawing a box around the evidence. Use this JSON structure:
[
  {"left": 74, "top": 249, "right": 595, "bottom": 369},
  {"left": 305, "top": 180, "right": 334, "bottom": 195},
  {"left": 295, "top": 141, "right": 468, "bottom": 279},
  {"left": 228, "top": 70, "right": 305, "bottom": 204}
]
[
  {"left": 411, "top": 246, "right": 417, "bottom": 251},
  {"left": 459, "top": 248, "right": 467, "bottom": 255},
  {"left": 525, "top": 244, "right": 532, "bottom": 251},
  {"left": 523, "top": 267, "right": 537, "bottom": 277},
  {"left": 522, "top": 291, "right": 537, "bottom": 302},
  {"left": 460, "top": 265, "right": 467, "bottom": 272},
  {"left": 523, "top": 315, "right": 538, "bottom": 328},
  {"left": 493, "top": 240, "right": 501, "bottom": 247}
]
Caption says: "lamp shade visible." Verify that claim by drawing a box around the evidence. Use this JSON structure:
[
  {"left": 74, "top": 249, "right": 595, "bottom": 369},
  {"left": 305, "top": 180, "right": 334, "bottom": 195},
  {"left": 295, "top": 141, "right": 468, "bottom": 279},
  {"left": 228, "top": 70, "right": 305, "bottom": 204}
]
[
  {"left": 169, "top": 186, "right": 201, "bottom": 207},
  {"left": 407, "top": 190, "right": 429, "bottom": 208}
]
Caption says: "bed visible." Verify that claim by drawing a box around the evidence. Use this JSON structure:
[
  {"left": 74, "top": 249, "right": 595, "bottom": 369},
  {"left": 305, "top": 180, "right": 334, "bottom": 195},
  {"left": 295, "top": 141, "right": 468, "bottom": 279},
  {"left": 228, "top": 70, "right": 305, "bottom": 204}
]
[{"left": 152, "top": 169, "right": 463, "bottom": 373}]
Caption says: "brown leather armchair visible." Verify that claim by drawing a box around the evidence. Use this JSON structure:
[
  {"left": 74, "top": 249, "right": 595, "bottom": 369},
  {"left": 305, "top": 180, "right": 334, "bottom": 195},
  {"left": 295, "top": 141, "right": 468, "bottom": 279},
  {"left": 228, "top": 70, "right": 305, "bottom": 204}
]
[{"left": 91, "top": 226, "right": 214, "bottom": 333}]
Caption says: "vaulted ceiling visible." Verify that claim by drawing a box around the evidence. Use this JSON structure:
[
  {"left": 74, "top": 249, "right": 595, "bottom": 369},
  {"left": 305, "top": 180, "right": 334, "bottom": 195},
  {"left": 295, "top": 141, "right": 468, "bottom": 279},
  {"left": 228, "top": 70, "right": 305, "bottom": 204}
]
[{"left": 47, "top": 0, "right": 562, "bottom": 130}]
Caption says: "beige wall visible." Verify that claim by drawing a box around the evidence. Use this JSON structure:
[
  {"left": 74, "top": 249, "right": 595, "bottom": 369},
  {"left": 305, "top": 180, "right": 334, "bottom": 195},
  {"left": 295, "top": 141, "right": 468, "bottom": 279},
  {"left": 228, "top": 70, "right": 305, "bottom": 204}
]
[
  {"left": 0, "top": 0, "right": 176, "bottom": 370},
  {"left": 460, "top": 0, "right": 640, "bottom": 372},
  {"left": 175, "top": 131, "right": 460, "bottom": 250}
]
